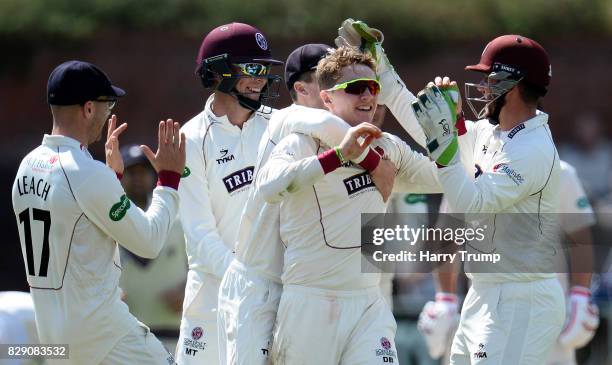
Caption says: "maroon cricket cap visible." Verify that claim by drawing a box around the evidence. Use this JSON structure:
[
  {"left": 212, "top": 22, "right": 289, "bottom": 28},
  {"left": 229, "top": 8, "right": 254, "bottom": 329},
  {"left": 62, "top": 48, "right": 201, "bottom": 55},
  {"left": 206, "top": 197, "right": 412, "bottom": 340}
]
[
  {"left": 195, "top": 22, "right": 282, "bottom": 70},
  {"left": 466, "top": 35, "right": 551, "bottom": 89}
]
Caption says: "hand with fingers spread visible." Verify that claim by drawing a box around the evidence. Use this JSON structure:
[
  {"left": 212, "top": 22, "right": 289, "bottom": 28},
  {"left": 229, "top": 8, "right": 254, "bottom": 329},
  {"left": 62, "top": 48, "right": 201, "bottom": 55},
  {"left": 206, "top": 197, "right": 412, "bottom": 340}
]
[
  {"left": 411, "top": 84, "right": 459, "bottom": 167},
  {"left": 336, "top": 122, "right": 382, "bottom": 162},
  {"left": 140, "top": 119, "right": 186, "bottom": 175},
  {"left": 105, "top": 114, "right": 128, "bottom": 175}
]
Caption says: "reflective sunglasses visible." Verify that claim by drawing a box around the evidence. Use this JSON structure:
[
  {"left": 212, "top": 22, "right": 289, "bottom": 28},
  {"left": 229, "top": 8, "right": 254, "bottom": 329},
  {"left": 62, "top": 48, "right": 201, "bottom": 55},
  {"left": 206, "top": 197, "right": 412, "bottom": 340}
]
[
  {"left": 233, "top": 63, "right": 272, "bottom": 77},
  {"left": 326, "top": 78, "right": 381, "bottom": 96},
  {"left": 95, "top": 96, "right": 117, "bottom": 110}
]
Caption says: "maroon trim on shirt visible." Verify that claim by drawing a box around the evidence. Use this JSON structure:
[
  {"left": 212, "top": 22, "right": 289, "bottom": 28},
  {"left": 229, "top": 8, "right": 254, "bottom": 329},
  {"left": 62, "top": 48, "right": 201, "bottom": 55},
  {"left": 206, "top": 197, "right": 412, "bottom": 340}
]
[
  {"left": 317, "top": 149, "right": 342, "bottom": 174},
  {"left": 157, "top": 170, "right": 181, "bottom": 190},
  {"left": 358, "top": 149, "right": 381, "bottom": 171}
]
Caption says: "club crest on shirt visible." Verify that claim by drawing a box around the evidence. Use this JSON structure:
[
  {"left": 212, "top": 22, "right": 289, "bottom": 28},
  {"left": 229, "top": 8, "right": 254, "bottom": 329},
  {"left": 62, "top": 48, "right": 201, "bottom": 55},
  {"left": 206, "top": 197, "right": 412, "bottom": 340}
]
[
  {"left": 223, "top": 166, "right": 254, "bottom": 193},
  {"left": 182, "top": 166, "right": 191, "bottom": 178}
]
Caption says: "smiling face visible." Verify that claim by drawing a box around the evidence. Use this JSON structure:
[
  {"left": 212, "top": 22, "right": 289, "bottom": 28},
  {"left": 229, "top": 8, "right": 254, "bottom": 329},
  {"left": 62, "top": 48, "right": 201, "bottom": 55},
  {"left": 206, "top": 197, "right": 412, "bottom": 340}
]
[
  {"left": 320, "top": 64, "right": 378, "bottom": 126},
  {"left": 233, "top": 74, "right": 268, "bottom": 101}
]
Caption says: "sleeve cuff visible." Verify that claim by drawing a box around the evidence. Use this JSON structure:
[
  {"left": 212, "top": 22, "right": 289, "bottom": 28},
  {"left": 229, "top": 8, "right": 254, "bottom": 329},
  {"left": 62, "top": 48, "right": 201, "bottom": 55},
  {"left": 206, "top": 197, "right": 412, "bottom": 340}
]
[
  {"left": 157, "top": 170, "right": 181, "bottom": 190},
  {"left": 358, "top": 149, "right": 381, "bottom": 171},
  {"left": 317, "top": 149, "right": 342, "bottom": 174}
]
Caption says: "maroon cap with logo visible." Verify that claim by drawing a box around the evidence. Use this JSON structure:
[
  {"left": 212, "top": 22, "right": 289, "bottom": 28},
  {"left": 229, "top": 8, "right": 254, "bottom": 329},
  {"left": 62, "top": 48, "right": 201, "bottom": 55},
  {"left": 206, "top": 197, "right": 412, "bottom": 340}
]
[
  {"left": 466, "top": 35, "right": 551, "bottom": 89},
  {"left": 196, "top": 22, "right": 282, "bottom": 68}
]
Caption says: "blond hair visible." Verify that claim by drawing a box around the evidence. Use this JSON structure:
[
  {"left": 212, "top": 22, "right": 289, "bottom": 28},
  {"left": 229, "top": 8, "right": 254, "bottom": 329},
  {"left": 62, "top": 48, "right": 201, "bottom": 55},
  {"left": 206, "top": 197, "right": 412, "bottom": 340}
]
[{"left": 315, "top": 46, "right": 376, "bottom": 90}]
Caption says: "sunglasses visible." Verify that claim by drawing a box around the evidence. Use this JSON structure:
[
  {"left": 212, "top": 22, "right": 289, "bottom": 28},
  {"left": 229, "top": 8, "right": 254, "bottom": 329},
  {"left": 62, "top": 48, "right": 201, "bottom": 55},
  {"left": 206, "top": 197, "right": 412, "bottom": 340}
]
[
  {"left": 95, "top": 96, "right": 117, "bottom": 110},
  {"left": 326, "top": 78, "right": 381, "bottom": 96},
  {"left": 233, "top": 63, "right": 272, "bottom": 77}
]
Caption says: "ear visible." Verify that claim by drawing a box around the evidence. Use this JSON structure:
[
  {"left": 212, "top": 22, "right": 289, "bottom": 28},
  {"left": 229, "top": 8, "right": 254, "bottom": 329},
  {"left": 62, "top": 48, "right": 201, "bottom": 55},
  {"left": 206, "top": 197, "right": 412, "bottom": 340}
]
[
  {"left": 320, "top": 90, "right": 333, "bottom": 109},
  {"left": 293, "top": 81, "right": 308, "bottom": 96},
  {"left": 82, "top": 101, "right": 95, "bottom": 119}
]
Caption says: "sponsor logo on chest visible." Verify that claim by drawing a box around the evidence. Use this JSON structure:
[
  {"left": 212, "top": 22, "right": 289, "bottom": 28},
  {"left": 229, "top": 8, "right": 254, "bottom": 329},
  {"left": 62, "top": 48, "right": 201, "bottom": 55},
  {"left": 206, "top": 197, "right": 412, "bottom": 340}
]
[
  {"left": 216, "top": 148, "right": 235, "bottom": 164},
  {"left": 223, "top": 166, "right": 254, "bottom": 193},
  {"left": 343, "top": 171, "right": 376, "bottom": 196}
]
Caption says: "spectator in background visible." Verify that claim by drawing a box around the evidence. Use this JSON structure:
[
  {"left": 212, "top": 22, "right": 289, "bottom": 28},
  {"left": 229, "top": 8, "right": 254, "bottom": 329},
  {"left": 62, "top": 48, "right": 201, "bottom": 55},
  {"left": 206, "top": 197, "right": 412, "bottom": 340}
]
[
  {"left": 118, "top": 144, "right": 187, "bottom": 352},
  {"left": 559, "top": 112, "right": 612, "bottom": 204}
]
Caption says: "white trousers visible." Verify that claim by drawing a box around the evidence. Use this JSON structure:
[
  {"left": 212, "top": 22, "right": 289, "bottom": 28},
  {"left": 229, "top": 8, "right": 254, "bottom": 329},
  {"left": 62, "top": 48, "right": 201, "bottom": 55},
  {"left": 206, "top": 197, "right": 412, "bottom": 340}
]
[
  {"left": 450, "top": 278, "right": 565, "bottom": 365},
  {"left": 176, "top": 270, "right": 221, "bottom": 365},
  {"left": 272, "top": 285, "right": 399, "bottom": 365},
  {"left": 217, "top": 260, "right": 282, "bottom": 365},
  {"left": 102, "top": 322, "right": 175, "bottom": 365}
]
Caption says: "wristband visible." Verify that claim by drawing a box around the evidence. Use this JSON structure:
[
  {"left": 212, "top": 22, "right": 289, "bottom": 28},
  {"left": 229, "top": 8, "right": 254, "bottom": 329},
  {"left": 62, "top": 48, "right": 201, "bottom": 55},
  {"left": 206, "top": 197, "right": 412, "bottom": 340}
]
[
  {"left": 334, "top": 146, "right": 349, "bottom": 165},
  {"left": 318, "top": 149, "right": 342, "bottom": 174},
  {"left": 116, "top": 172, "right": 123, "bottom": 180},
  {"left": 157, "top": 170, "right": 181, "bottom": 190},
  {"left": 358, "top": 148, "right": 381, "bottom": 171}
]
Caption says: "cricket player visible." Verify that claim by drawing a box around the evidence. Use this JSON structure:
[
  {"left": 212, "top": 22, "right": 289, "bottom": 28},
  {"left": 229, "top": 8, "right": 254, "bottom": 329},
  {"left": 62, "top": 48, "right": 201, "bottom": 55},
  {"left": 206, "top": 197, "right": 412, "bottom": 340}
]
[
  {"left": 548, "top": 160, "right": 599, "bottom": 365},
  {"left": 216, "top": 43, "right": 385, "bottom": 365},
  {"left": 417, "top": 161, "right": 600, "bottom": 365},
  {"left": 175, "top": 22, "right": 283, "bottom": 365},
  {"left": 257, "top": 46, "right": 443, "bottom": 364},
  {"left": 11, "top": 60, "right": 185, "bottom": 364},
  {"left": 411, "top": 35, "right": 565, "bottom": 364},
  {"left": 218, "top": 19, "right": 431, "bottom": 363}
]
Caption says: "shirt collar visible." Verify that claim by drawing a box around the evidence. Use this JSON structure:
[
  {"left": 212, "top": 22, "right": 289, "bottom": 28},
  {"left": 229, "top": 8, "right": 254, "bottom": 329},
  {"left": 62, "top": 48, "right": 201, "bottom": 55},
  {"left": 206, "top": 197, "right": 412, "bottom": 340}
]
[
  {"left": 500, "top": 111, "right": 549, "bottom": 141},
  {"left": 205, "top": 94, "right": 258, "bottom": 131},
  {"left": 42, "top": 134, "right": 87, "bottom": 150}
]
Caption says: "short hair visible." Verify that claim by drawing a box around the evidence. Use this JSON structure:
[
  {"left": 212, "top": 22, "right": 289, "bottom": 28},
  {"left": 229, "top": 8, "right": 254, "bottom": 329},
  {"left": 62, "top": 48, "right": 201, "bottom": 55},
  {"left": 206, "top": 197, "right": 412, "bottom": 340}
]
[
  {"left": 316, "top": 46, "right": 376, "bottom": 90},
  {"left": 517, "top": 80, "right": 546, "bottom": 106},
  {"left": 288, "top": 70, "right": 315, "bottom": 102}
]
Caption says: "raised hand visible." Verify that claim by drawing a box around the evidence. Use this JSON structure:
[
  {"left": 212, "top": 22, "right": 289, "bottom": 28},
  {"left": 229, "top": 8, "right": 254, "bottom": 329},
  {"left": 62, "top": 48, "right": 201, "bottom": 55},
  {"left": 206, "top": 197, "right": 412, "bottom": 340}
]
[
  {"left": 338, "top": 122, "right": 381, "bottom": 161},
  {"left": 105, "top": 114, "right": 128, "bottom": 175},
  {"left": 140, "top": 119, "right": 186, "bottom": 175},
  {"left": 434, "top": 76, "right": 462, "bottom": 116}
]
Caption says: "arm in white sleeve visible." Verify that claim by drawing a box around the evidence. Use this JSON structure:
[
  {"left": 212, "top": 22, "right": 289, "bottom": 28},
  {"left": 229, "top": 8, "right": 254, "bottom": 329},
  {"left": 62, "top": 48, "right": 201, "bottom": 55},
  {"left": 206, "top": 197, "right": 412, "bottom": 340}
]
[
  {"left": 276, "top": 107, "right": 374, "bottom": 165},
  {"left": 379, "top": 134, "right": 442, "bottom": 194},
  {"left": 378, "top": 69, "right": 427, "bottom": 149},
  {"left": 257, "top": 133, "right": 325, "bottom": 203},
  {"left": 74, "top": 167, "right": 178, "bottom": 259},
  {"left": 438, "top": 147, "right": 546, "bottom": 213},
  {"left": 177, "top": 137, "right": 233, "bottom": 278}
]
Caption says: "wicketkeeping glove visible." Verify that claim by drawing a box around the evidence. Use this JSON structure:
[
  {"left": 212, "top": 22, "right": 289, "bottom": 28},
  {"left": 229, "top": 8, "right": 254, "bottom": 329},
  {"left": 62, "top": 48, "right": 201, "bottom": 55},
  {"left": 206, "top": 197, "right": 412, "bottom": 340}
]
[
  {"left": 411, "top": 84, "right": 459, "bottom": 166},
  {"left": 558, "top": 286, "right": 600, "bottom": 349},
  {"left": 417, "top": 293, "right": 460, "bottom": 359},
  {"left": 335, "top": 19, "right": 400, "bottom": 98}
]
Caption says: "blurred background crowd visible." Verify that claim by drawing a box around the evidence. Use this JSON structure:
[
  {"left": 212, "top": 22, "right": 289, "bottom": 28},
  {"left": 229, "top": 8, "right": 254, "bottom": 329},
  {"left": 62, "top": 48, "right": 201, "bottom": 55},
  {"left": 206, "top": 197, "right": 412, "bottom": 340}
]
[{"left": 1, "top": 0, "right": 611, "bottom": 364}]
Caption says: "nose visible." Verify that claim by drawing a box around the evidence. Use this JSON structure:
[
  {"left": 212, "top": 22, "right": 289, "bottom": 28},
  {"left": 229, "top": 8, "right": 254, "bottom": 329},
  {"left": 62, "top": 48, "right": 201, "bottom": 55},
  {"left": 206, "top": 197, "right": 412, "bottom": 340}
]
[
  {"left": 251, "top": 77, "right": 267, "bottom": 87},
  {"left": 359, "top": 87, "right": 375, "bottom": 101}
]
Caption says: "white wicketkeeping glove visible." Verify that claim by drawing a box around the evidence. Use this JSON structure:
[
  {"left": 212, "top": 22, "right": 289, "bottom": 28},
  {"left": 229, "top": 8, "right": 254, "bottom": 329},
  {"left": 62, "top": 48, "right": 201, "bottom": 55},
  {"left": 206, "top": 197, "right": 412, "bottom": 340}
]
[
  {"left": 417, "top": 293, "right": 460, "bottom": 359},
  {"left": 334, "top": 18, "right": 402, "bottom": 105},
  {"left": 558, "top": 286, "right": 600, "bottom": 349},
  {"left": 411, "top": 84, "right": 459, "bottom": 166}
]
